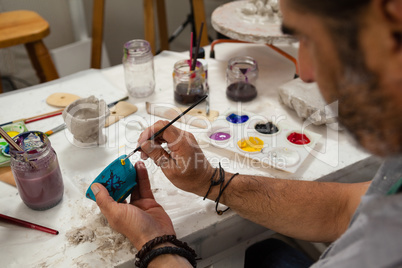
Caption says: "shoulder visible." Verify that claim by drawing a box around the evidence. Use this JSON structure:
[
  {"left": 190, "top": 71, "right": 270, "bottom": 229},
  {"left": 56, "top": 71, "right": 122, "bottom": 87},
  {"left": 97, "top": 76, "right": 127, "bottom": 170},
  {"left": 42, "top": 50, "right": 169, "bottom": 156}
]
[{"left": 313, "top": 194, "right": 402, "bottom": 268}]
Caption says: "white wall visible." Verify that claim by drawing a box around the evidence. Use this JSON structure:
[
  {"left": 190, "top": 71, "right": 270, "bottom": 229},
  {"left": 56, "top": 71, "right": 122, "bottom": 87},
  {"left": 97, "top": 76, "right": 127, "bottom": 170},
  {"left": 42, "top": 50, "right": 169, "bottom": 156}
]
[{"left": 0, "top": 0, "right": 231, "bottom": 89}]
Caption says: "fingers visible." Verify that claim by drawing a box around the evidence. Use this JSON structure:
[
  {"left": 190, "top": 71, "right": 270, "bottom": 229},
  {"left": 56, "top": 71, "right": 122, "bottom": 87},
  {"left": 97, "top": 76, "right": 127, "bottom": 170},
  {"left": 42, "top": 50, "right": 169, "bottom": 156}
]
[
  {"left": 138, "top": 120, "right": 184, "bottom": 146},
  {"left": 130, "top": 161, "right": 154, "bottom": 203},
  {"left": 91, "top": 183, "right": 118, "bottom": 218}
]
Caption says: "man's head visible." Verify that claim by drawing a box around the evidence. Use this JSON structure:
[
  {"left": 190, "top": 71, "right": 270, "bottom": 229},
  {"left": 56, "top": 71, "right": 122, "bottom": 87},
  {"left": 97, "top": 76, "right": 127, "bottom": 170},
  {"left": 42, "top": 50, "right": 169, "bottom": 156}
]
[{"left": 280, "top": 0, "right": 402, "bottom": 157}]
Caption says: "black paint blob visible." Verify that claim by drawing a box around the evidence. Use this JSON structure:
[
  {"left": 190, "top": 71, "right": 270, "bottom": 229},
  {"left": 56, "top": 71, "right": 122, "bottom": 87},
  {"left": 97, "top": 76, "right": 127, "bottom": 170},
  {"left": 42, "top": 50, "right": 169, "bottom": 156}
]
[{"left": 255, "top": 122, "right": 279, "bottom": 134}]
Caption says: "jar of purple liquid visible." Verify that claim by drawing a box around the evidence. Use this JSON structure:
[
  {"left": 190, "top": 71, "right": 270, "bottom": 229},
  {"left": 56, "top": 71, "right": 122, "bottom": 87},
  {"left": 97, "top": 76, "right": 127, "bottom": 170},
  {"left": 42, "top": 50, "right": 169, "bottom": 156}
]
[
  {"left": 226, "top": 56, "right": 258, "bottom": 102},
  {"left": 10, "top": 131, "right": 64, "bottom": 210},
  {"left": 173, "top": 59, "right": 207, "bottom": 105}
]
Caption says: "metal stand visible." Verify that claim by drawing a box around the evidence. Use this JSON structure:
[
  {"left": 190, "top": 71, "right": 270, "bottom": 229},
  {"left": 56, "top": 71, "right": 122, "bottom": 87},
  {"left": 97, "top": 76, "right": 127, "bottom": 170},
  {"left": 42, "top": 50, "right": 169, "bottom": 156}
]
[
  {"left": 168, "top": 0, "right": 197, "bottom": 45},
  {"left": 168, "top": 0, "right": 211, "bottom": 46}
]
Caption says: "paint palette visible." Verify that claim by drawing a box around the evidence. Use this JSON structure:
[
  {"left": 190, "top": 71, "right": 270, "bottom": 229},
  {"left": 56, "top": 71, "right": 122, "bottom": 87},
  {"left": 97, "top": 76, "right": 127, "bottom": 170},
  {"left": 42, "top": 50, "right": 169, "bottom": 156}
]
[
  {"left": 86, "top": 155, "right": 137, "bottom": 202},
  {"left": 201, "top": 110, "right": 322, "bottom": 173},
  {"left": 0, "top": 122, "right": 28, "bottom": 167}
]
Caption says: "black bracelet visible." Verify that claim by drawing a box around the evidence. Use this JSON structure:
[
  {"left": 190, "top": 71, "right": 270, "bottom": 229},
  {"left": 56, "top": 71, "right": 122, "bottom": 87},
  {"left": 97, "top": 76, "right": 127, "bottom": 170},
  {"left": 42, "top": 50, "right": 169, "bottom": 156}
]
[
  {"left": 135, "top": 235, "right": 197, "bottom": 266},
  {"left": 203, "top": 163, "right": 225, "bottom": 200},
  {"left": 139, "top": 246, "right": 197, "bottom": 268},
  {"left": 215, "top": 172, "right": 239, "bottom": 215}
]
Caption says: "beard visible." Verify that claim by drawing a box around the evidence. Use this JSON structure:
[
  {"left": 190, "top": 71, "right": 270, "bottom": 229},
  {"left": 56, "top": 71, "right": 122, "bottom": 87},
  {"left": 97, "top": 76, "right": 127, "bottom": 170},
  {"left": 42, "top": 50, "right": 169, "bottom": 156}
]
[{"left": 334, "top": 54, "right": 402, "bottom": 157}]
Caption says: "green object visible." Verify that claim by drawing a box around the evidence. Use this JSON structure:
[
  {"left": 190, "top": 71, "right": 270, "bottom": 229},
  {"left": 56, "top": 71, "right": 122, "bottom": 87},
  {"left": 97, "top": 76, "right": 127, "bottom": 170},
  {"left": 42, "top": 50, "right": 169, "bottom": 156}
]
[
  {"left": 387, "top": 178, "right": 402, "bottom": 195},
  {"left": 0, "top": 122, "right": 29, "bottom": 167}
]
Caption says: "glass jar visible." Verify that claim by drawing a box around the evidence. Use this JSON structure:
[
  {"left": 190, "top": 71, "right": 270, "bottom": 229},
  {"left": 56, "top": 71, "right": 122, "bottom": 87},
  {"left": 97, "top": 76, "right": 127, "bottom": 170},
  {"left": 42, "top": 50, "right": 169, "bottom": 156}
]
[
  {"left": 173, "top": 59, "right": 207, "bottom": 105},
  {"left": 10, "top": 131, "right": 64, "bottom": 210},
  {"left": 123, "top": 39, "right": 155, "bottom": 98},
  {"left": 226, "top": 56, "right": 259, "bottom": 102}
]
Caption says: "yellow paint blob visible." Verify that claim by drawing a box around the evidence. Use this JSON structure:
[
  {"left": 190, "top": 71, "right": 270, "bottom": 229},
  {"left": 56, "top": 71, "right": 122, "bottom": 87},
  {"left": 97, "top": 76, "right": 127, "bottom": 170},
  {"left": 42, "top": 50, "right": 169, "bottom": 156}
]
[
  {"left": 121, "top": 159, "right": 126, "bottom": 166},
  {"left": 7, "top": 131, "right": 20, "bottom": 137},
  {"left": 237, "top": 137, "right": 264, "bottom": 152}
]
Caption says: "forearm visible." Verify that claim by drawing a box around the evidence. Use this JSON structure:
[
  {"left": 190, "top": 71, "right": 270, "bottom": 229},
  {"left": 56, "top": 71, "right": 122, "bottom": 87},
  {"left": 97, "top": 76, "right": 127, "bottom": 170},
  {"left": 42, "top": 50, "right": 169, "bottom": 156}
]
[{"left": 197, "top": 173, "right": 370, "bottom": 243}]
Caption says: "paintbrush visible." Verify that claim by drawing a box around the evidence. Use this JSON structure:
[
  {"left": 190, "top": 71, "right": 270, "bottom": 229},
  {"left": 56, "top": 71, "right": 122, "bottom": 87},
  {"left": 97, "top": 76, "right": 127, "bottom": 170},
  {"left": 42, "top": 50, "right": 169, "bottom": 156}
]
[
  {"left": 191, "top": 22, "right": 204, "bottom": 71},
  {"left": 0, "top": 108, "right": 65, "bottom": 127},
  {"left": 0, "top": 127, "right": 36, "bottom": 168},
  {"left": 187, "top": 23, "right": 204, "bottom": 95},
  {"left": 123, "top": 95, "right": 208, "bottom": 162},
  {"left": 0, "top": 213, "right": 58, "bottom": 235},
  {"left": 0, "top": 128, "right": 24, "bottom": 151},
  {"left": 187, "top": 32, "right": 194, "bottom": 95}
]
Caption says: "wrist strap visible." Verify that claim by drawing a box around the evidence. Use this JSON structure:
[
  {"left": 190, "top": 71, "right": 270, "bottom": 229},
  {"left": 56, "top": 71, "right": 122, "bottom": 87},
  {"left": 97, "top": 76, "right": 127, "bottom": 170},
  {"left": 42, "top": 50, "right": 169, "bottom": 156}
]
[
  {"left": 139, "top": 246, "right": 197, "bottom": 268},
  {"left": 203, "top": 163, "right": 239, "bottom": 215}
]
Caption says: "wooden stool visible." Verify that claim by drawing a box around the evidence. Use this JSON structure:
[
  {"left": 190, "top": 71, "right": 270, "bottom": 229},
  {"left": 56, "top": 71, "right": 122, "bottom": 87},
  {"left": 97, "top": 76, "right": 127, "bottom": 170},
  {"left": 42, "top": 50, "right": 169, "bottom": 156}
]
[{"left": 0, "top": 10, "right": 59, "bottom": 93}]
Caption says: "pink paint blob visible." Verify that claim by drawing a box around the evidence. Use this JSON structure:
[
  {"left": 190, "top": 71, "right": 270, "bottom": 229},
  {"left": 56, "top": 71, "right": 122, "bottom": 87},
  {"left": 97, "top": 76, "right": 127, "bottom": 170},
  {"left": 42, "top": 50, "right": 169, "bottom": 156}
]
[{"left": 209, "top": 132, "right": 231, "bottom": 141}]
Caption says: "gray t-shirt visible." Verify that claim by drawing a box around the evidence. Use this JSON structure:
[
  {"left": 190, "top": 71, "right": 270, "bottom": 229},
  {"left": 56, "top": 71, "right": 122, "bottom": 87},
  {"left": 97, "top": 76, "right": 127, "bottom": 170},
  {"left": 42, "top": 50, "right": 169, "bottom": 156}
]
[{"left": 313, "top": 155, "right": 402, "bottom": 268}]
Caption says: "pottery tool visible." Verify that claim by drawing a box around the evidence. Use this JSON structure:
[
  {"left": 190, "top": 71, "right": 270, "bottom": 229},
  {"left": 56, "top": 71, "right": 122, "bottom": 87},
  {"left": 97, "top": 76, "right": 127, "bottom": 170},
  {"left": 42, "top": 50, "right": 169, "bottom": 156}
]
[
  {"left": 0, "top": 213, "right": 58, "bottom": 235},
  {"left": 124, "top": 95, "right": 208, "bottom": 162},
  {"left": 107, "top": 96, "right": 129, "bottom": 108},
  {"left": 46, "top": 92, "right": 81, "bottom": 108},
  {"left": 146, "top": 101, "right": 218, "bottom": 129},
  {"left": 105, "top": 101, "right": 138, "bottom": 127},
  {"left": 0, "top": 108, "right": 64, "bottom": 127},
  {"left": 45, "top": 123, "right": 67, "bottom": 136}
]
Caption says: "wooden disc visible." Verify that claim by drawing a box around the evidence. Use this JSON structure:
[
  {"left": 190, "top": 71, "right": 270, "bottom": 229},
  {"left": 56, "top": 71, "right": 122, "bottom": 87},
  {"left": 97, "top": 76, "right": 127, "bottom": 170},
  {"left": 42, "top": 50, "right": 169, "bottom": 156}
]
[{"left": 46, "top": 93, "right": 81, "bottom": 107}]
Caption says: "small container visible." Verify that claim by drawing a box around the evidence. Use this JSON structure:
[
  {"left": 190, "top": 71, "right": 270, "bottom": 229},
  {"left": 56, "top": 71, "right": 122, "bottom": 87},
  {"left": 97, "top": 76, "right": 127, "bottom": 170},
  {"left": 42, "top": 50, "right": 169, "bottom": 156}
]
[
  {"left": 173, "top": 59, "right": 207, "bottom": 105},
  {"left": 226, "top": 56, "right": 259, "bottom": 102},
  {"left": 173, "top": 60, "right": 207, "bottom": 104},
  {"left": 10, "top": 131, "right": 64, "bottom": 210},
  {"left": 123, "top": 39, "right": 155, "bottom": 98},
  {"left": 62, "top": 96, "right": 110, "bottom": 147}
]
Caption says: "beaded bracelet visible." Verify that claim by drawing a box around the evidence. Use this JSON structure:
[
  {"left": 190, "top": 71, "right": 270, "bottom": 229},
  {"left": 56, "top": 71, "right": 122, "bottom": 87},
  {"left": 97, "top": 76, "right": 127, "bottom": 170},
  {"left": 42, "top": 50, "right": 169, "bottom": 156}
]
[
  {"left": 139, "top": 246, "right": 197, "bottom": 268},
  {"left": 135, "top": 235, "right": 197, "bottom": 267}
]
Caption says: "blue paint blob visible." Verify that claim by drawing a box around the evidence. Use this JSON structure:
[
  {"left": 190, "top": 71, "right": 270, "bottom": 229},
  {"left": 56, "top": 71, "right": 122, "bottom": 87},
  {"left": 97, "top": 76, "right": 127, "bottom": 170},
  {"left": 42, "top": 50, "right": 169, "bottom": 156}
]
[{"left": 226, "top": 113, "right": 249, "bottom": 124}]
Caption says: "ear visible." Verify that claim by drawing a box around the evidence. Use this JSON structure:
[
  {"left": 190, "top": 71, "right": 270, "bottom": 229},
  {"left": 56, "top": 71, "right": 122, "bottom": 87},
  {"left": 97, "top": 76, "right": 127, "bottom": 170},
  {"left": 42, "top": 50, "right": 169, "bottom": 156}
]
[
  {"left": 382, "top": 0, "right": 402, "bottom": 52},
  {"left": 384, "top": 0, "right": 402, "bottom": 23}
]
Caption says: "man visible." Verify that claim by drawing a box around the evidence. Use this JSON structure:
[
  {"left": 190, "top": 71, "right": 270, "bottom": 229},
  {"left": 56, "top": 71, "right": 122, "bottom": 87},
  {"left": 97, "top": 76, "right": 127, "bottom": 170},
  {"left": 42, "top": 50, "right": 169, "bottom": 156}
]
[{"left": 90, "top": 0, "right": 402, "bottom": 266}]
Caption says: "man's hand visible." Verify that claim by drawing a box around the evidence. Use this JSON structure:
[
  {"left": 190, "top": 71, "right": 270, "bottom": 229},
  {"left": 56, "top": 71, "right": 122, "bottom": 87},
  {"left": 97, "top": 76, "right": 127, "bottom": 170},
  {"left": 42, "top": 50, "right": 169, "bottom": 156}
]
[
  {"left": 137, "top": 120, "right": 215, "bottom": 196},
  {"left": 92, "top": 161, "right": 175, "bottom": 250}
]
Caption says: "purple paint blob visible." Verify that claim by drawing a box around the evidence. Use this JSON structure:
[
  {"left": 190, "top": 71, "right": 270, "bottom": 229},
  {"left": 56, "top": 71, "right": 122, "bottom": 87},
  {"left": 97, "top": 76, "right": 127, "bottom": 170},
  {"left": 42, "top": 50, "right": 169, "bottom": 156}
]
[
  {"left": 226, "top": 113, "right": 249, "bottom": 124},
  {"left": 210, "top": 132, "right": 231, "bottom": 141}
]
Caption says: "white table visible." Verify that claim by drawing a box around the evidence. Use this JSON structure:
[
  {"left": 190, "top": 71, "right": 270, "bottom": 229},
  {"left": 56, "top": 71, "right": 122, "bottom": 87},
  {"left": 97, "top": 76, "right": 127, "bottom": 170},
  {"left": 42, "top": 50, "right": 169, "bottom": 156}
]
[{"left": 0, "top": 44, "right": 377, "bottom": 267}]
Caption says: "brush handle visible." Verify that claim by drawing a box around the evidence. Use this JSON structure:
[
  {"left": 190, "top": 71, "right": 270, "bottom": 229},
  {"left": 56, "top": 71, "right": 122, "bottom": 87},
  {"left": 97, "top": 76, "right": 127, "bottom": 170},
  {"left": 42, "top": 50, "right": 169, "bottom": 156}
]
[
  {"left": 191, "top": 22, "right": 204, "bottom": 71},
  {"left": 0, "top": 213, "right": 58, "bottom": 235},
  {"left": 124, "top": 95, "right": 208, "bottom": 160},
  {"left": 0, "top": 127, "right": 23, "bottom": 151}
]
